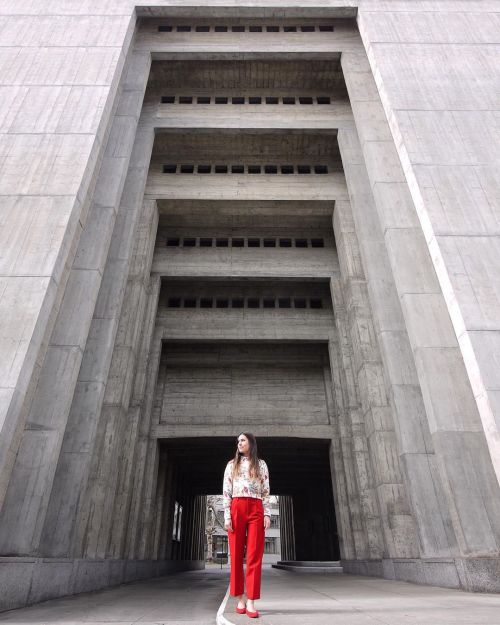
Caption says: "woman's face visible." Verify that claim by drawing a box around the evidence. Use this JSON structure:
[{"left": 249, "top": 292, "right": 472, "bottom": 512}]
[{"left": 237, "top": 435, "right": 250, "bottom": 456}]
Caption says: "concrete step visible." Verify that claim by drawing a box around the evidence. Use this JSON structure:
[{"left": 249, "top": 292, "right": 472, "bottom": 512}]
[{"left": 272, "top": 560, "right": 343, "bottom": 574}]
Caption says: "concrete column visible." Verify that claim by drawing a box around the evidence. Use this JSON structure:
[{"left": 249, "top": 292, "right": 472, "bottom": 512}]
[
  {"left": 333, "top": 199, "right": 419, "bottom": 559},
  {"left": 342, "top": 48, "right": 500, "bottom": 564},
  {"left": 329, "top": 275, "right": 386, "bottom": 559},
  {"left": 327, "top": 339, "right": 358, "bottom": 560},
  {"left": 279, "top": 496, "right": 296, "bottom": 561},
  {"left": 0, "top": 45, "right": 142, "bottom": 557}
]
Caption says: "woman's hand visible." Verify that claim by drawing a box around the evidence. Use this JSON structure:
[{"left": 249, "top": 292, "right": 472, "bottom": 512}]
[
  {"left": 264, "top": 515, "right": 271, "bottom": 530},
  {"left": 224, "top": 519, "right": 233, "bottom": 533}
]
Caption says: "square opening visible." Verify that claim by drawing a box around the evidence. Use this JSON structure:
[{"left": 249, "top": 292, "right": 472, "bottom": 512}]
[
  {"left": 179, "top": 96, "right": 193, "bottom": 104},
  {"left": 263, "top": 238, "right": 276, "bottom": 248},
  {"left": 216, "top": 298, "right": 229, "bottom": 308},
  {"left": 298, "top": 165, "right": 311, "bottom": 174},
  {"left": 263, "top": 298, "right": 275, "bottom": 308},
  {"left": 180, "top": 164, "right": 194, "bottom": 174},
  {"left": 311, "top": 238, "right": 325, "bottom": 248},
  {"left": 215, "top": 96, "right": 229, "bottom": 104},
  {"left": 278, "top": 298, "right": 292, "bottom": 308},
  {"left": 163, "top": 164, "right": 177, "bottom": 174},
  {"left": 168, "top": 297, "right": 181, "bottom": 307},
  {"left": 166, "top": 238, "right": 180, "bottom": 247},
  {"left": 247, "top": 298, "right": 260, "bottom": 308},
  {"left": 300, "top": 25, "right": 315, "bottom": 32},
  {"left": 264, "top": 165, "right": 278, "bottom": 174},
  {"left": 283, "top": 96, "right": 296, "bottom": 105},
  {"left": 265, "top": 96, "right": 279, "bottom": 105},
  {"left": 249, "top": 25, "right": 263, "bottom": 32},
  {"left": 294, "top": 298, "right": 307, "bottom": 309},
  {"left": 216, "top": 238, "right": 229, "bottom": 247},
  {"left": 281, "top": 165, "right": 294, "bottom": 174},
  {"left": 182, "top": 238, "right": 197, "bottom": 247},
  {"left": 317, "top": 96, "right": 331, "bottom": 105},
  {"left": 200, "top": 238, "right": 213, "bottom": 247},
  {"left": 176, "top": 25, "right": 191, "bottom": 32},
  {"left": 314, "top": 165, "right": 329, "bottom": 174},
  {"left": 161, "top": 95, "right": 175, "bottom": 104},
  {"left": 197, "top": 165, "right": 211, "bottom": 174},
  {"left": 284, "top": 26, "right": 297, "bottom": 32},
  {"left": 158, "top": 25, "right": 173, "bottom": 32},
  {"left": 231, "top": 238, "right": 245, "bottom": 247},
  {"left": 299, "top": 97, "right": 313, "bottom": 105},
  {"left": 249, "top": 96, "right": 262, "bottom": 104},
  {"left": 232, "top": 25, "right": 245, "bottom": 32},
  {"left": 214, "top": 25, "right": 228, "bottom": 32},
  {"left": 248, "top": 238, "right": 261, "bottom": 248},
  {"left": 200, "top": 297, "right": 213, "bottom": 308},
  {"left": 279, "top": 238, "right": 292, "bottom": 247},
  {"left": 295, "top": 238, "right": 308, "bottom": 248},
  {"left": 232, "top": 298, "right": 244, "bottom": 308},
  {"left": 231, "top": 164, "right": 244, "bottom": 174},
  {"left": 266, "top": 25, "right": 280, "bottom": 32},
  {"left": 310, "top": 298, "right": 323, "bottom": 309},
  {"left": 248, "top": 165, "right": 261, "bottom": 174},
  {"left": 195, "top": 25, "right": 210, "bottom": 32},
  {"left": 184, "top": 298, "right": 197, "bottom": 308},
  {"left": 232, "top": 96, "right": 245, "bottom": 104},
  {"left": 197, "top": 96, "right": 211, "bottom": 104},
  {"left": 319, "top": 24, "right": 334, "bottom": 32},
  {"left": 215, "top": 165, "right": 228, "bottom": 173}
]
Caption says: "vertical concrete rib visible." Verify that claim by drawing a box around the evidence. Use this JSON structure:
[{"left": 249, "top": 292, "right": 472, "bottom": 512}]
[
  {"left": 0, "top": 41, "right": 139, "bottom": 558},
  {"left": 342, "top": 47, "right": 500, "bottom": 562}
]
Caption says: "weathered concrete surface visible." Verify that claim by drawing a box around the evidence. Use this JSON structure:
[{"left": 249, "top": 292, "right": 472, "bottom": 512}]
[{"left": 222, "top": 566, "right": 500, "bottom": 625}]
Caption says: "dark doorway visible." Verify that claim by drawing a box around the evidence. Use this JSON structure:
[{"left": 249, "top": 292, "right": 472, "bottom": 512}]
[{"left": 160, "top": 437, "right": 339, "bottom": 563}]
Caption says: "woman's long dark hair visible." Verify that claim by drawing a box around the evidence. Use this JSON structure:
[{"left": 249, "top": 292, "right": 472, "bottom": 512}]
[{"left": 232, "top": 432, "right": 261, "bottom": 480}]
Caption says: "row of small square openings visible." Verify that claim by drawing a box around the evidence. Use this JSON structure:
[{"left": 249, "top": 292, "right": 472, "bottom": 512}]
[
  {"left": 163, "top": 164, "right": 329, "bottom": 175},
  {"left": 167, "top": 296, "right": 324, "bottom": 309},
  {"left": 158, "top": 24, "right": 334, "bottom": 33},
  {"left": 166, "top": 237, "right": 325, "bottom": 248},
  {"left": 161, "top": 95, "right": 332, "bottom": 105}
]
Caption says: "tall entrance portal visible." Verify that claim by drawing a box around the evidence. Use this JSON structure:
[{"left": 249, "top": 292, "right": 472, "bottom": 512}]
[{"left": 0, "top": 5, "right": 499, "bottom": 612}]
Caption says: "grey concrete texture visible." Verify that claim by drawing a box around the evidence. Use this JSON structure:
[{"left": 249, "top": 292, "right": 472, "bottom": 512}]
[{"left": 222, "top": 566, "right": 500, "bottom": 624}]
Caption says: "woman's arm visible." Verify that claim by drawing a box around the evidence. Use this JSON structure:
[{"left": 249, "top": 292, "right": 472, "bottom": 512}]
[
  {"left": 260, "top": 460, "right": 271, "bottom": 518},
  {"left": 222, "top": 461, "right": 233, "bottom": 523}
]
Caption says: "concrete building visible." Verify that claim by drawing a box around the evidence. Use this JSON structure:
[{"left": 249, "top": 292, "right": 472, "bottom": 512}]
[{"left": 0, "top": 0, "right": 499, "bottom": 612}]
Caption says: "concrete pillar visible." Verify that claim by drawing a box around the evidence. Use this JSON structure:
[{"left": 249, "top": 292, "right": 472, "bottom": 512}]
[
  {"left": 327, "top": 338, "right": 364, "bottom": 560},
  {"left": 279, "top": 496, "right": 296, "bottom": 561},
  {"left": 341, "top": 48, "right": 500, "bottom": 565},
  {"left": 332, "top": 199, "right": 419, "bottom": 559},
  {"left": 0, "top": 46, "right": 143, "bottom": 557}
]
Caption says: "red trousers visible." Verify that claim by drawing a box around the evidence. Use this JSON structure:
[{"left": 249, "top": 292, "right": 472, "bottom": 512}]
[{"left": 228, "top": 497, "right": 265, "bottom": 599}]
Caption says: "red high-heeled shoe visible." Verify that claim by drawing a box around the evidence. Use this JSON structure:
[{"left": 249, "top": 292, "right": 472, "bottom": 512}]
[
  {"left": 246, "top": 606, "right": 259, "bottom": 618},
  {"left": 236, "top": 606, "right": 246, "bottom": 614}
]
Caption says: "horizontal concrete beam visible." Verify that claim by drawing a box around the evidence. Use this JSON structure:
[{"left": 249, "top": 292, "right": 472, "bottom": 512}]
[{"left": 150, "top": 424, "right": 336, "bottom": 439}]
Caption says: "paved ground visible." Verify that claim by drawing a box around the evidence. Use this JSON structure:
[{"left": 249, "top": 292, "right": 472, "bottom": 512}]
[
  {"left": 1, "top": 564, "right": 499, "bottom": 625},
  {"left": 222, "top": 566, "right": 500, "bottom": 625},
  {"left": 0, "top": 566, "right": 227, "bottom": 625}
]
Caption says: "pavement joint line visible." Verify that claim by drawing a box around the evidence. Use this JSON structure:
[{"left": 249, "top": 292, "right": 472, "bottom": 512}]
[{"left": 216, "top": 583, "right": 233, "bottom": 625}]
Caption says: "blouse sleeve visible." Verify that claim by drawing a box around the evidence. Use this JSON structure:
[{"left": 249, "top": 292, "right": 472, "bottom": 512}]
[
  {"left": 260, "top": 460, "right": 271, "bottom": 517},
  {"left": 223, "top": 461, "right": 233, "bottom": 523}
]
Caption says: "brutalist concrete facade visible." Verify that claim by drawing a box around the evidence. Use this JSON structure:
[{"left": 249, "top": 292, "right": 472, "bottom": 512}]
[{"left": 0, "top": 0, "right": 499, "bottom": 611}]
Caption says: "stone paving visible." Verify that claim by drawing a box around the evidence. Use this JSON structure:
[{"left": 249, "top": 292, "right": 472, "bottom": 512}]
[
  {"left": 1, "top": 564, "right": 499, "bottom": 625},
  {"left": 223, "top": 567, "right": 500, "bottom": 625}
]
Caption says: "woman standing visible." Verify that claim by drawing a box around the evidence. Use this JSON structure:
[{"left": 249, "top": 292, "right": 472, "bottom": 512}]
[{"left": 223, "top": 433, "right": 271, "bottom": 618}]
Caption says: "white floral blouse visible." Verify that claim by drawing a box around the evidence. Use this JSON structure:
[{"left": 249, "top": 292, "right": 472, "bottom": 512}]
[{"left": 223, "top": 456, "right": 271, "bottom": 522}]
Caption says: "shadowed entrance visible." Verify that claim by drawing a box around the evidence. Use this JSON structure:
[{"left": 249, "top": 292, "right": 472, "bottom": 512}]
[{"left": 159, "top": 437, "right": 339, "bottom": 565}]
